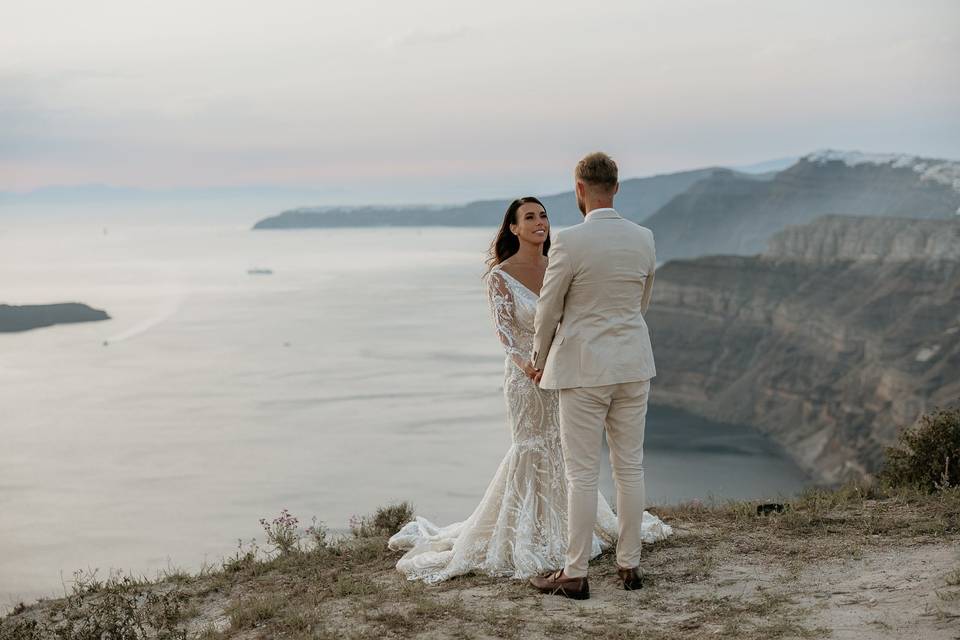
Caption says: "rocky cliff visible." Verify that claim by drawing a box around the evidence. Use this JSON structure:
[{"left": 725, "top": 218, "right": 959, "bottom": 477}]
[
  {"left": 646, "top": 216, "right": 960, "bottom": 483},
  {"left": 768, "top": 214, "right": 960, "bottom": 262}
]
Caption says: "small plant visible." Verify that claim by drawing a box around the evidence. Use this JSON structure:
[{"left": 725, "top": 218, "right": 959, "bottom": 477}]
[
  {"left": 942, "top": 568, "right": 960, "bottom": 589},
  {"left": 349, "top": 502, "right": 415, "bottom": 538},
  {"left": 306, "top": 517, "right": 328, "bottom": 550},
  {"left": 68, "top": 568, "right": 105, "bottom": 595},
  {"left": 259, "top": 509, "right": 300, "bottom": 555},
  {"left": 222, "top": 538, "right": 259, "bottom": 573},
  {"left": 347, "top": 514, "right": 373, "bottom": 538},
  {"left": 225, "top": 594, "right": 284, "bottom": 630},
  {"left": 883, "top": 407, "right": 960, "bottom": 492}
]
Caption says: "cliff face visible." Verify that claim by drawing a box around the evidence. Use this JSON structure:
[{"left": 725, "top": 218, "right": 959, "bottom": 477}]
[
  {"left": 644, "top": 152, "right": 960, "bottom": 262},
  {"left": 768, "top": 215, "right": 960, "bottom": 262},
  {"left": 646, "top": 216, "right": 960, "bottom": 483}
]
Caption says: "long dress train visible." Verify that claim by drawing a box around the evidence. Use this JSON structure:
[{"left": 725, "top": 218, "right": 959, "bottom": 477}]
[{"left": 388, "top": 265, "right": 672, "bottom": 583}]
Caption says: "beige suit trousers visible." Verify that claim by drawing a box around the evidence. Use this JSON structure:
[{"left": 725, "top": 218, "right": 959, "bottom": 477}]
[{"left": 559, "top": 379, "right": 650, "bottom": 577}]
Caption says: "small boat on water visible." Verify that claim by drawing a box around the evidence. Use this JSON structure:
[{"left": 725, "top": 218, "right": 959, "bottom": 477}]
[{"left": 247, "top": 268, "right": 273, "bottom": 275}]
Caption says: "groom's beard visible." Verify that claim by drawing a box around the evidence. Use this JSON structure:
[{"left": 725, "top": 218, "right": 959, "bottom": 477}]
[{"left": 576, "top": 193, "right": 586, "bottom": 215}]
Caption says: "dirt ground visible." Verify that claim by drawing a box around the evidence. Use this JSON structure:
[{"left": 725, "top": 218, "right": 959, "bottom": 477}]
[{"left": 3, "top": 485, "right": 958, "bottom": 640}]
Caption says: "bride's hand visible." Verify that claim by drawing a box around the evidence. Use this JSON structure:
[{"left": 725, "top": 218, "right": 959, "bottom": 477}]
[{"left": 520, "top": 361, "right": 538, "bottom": 379}]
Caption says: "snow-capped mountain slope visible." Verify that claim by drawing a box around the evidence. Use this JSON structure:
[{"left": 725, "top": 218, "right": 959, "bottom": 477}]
[
  {"left": 643, "top": 150, "right": 960, "bottom": 262},
  {"left": 808, "top": 149, "right": 960, "bottom": 202}
]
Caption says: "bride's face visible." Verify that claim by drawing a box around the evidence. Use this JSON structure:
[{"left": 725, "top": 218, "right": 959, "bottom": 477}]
[{"left": 511, "top": 203, "right": 549, "bottom": 246}]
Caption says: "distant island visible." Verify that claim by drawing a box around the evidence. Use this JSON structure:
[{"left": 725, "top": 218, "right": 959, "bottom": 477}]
[
  {"left": 250, "top": 150, "right": 960, "bottom": 264},
  {"left": 251, "top": 167, "right": 728, "bottom": 230},
  {"left": 0, "top": 303, "right": 110, "bottom": 333}
]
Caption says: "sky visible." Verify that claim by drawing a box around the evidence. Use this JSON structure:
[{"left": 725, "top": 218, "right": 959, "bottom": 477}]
[{"left": 2, "top": 0, "right": 959, "bottom": 203}]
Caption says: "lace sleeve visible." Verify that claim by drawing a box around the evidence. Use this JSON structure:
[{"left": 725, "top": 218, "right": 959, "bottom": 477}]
[{"left": 487, "top": 270, "right": 526, "bottom": 368}]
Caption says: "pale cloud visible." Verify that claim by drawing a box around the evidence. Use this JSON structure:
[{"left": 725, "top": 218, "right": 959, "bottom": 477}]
[
  {"left": 381, "top": 25, "right": 474, "bottom": 51},
  {"left": 0, "top": 0, "right": 958, "bottom": 198}
]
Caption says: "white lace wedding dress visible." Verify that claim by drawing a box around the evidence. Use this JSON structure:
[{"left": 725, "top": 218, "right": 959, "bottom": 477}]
[{"left": 388, "top": 265, "right": 672, "bottom": 582}]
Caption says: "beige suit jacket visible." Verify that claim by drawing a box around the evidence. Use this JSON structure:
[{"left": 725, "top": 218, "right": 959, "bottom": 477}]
[{"left": 532, "top": 208, "right": 657, "bottom": 390}]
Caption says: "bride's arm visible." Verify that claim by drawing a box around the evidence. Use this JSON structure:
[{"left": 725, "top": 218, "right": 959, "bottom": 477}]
[
  {"left": 487, "top": 271, "right": 528, "bottom": 371},
  {"left": 532, "top": 235, "right": 573, "bottom": 370}
]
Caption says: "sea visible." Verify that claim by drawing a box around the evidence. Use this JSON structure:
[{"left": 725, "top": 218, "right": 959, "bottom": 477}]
[{"left": 0, "top": 214, "right": 809, "bottom": 608}]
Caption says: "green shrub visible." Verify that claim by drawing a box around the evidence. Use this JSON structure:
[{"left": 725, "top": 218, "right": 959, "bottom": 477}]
[
  {"left": 0, "top": 619, "right": 43, "bottom": 640},
  {"left": 883, "top": 407, "right": 960, "bottom": 492},
  {"left": 349, "top": 502, "right": 415, "bottom": 538},
  {"left": 0, "top": 572, "right": 188, "bottom": 640}
]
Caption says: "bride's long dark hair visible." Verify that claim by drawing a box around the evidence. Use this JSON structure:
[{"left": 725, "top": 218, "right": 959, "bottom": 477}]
[{"left": 484, "top": 196, "right": 550, "bottom": 275}]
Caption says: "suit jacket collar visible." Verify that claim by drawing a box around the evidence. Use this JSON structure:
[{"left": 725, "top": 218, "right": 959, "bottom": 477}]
[{"left": 584, "top": 208, "right": 621, "bottom": 221}]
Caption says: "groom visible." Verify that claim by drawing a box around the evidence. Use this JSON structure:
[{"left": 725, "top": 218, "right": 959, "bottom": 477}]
[{"left": 528, "top": 152, "right": 657, "bottom": 599}]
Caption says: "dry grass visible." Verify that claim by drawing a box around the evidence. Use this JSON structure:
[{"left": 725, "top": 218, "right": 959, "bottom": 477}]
[{"left": 2, "top": 484, "right": 957, "bottom": 640}]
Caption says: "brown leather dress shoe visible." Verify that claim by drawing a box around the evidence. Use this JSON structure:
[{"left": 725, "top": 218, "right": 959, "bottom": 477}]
[
  {"left": 529, "top": 570, "right": 590, "bottom": 600},
  {"left": 617, "top": 565, "right": 644, "bottom": 590}
]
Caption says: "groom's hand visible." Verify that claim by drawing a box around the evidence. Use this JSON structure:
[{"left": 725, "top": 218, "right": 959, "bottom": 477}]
[
  {"left": 521, "top": 361, "right": 538, "bottom": 380},
  {"left": 523, "top": 361, "right": 543, "bottom": 383}
]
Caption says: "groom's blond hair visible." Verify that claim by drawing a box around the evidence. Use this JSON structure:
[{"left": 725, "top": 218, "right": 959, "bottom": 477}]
[{"left": 575, "top": 152, "right": 618, "bottom": 192}]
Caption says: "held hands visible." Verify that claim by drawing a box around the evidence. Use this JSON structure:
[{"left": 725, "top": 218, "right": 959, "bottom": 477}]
[{"left": 522, "top": 361, "right": 543, "bottom": 384}]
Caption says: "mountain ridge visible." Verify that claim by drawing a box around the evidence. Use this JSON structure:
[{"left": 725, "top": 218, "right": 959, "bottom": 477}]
[
  {"left": 644, "top": 151, "right": 960, "bottom": 262},
  {"left": 252, "top": 167, "right": 728, "bottom": 230},
  {"left": 251, "top": 150, "right": 960, "bottom": 269}
]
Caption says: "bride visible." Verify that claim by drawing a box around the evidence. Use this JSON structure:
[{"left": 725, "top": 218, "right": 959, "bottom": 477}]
[{"left": 388, "top": 197, "right": 671, "bottom": 583}]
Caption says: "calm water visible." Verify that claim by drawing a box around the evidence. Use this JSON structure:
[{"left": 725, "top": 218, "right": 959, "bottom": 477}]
[{"left": 0, "top": 219, "right": 808, "bottom": 608}]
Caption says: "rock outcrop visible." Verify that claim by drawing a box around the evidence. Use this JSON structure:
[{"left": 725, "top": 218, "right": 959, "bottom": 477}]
[
  {"left": 646, "top": 216, "right": 960, "bottom": 483},
  {"left": 0, "top": 303, "right": 110, "bottom": 333},
  {"left": 767, "top": 214, "right": 960, "bottom": 262}
]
